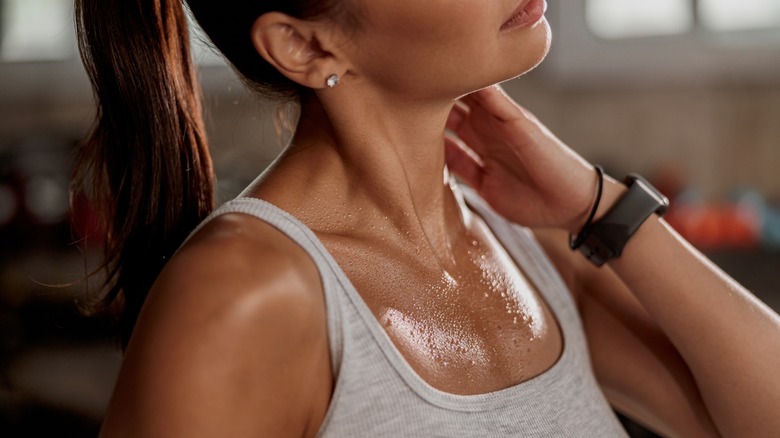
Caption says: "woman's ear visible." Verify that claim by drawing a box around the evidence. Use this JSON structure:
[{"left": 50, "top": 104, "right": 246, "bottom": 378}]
[{"left": 250, "top": 12, "right": 348, "bottom": 89}]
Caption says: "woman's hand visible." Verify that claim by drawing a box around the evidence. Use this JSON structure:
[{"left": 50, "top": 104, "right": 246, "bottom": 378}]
[{"left": 445, "top": 85, "right": 600, "bottom": 233}]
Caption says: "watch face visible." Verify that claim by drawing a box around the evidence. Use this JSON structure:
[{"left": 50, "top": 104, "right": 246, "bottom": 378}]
[{"left": 629, "top": 175, "right": 670, "bottom": 216}]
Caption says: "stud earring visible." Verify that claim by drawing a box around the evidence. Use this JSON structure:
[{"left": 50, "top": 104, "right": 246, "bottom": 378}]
[{"left": 326, "top": 74, "right": 340, "bottom": 88}]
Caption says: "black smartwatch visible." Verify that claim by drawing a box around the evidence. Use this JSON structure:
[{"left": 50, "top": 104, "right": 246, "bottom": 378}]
[{"left": 575, "top": 174, "right": 669, "bottom": 266}]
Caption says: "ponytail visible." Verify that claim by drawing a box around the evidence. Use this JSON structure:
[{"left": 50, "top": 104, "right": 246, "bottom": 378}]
[{"left": 74, "top": 0, "right": 215, "bottom": 348}]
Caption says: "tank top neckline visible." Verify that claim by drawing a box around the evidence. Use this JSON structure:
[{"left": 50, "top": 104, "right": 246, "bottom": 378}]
[{"left": 205, "top": 189, "right": 578, "bottom": 412}]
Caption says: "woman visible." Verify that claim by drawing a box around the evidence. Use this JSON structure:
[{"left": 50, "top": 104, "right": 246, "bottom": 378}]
[{"left": 74, "top": 0, "right": 780, "bottom": 436}]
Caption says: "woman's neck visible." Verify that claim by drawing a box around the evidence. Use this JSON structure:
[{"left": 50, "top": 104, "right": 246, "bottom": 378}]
[{"left": 253, "top": 92, "right": 473, "bottom": 268}]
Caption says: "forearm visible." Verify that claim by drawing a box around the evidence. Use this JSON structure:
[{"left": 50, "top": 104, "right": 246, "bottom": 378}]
[
  {"left": 599, "top": 178, "right": 780, "bottom": 437},
  {"left": 443, "top": 86, "right": 779, "bottom": 434}
]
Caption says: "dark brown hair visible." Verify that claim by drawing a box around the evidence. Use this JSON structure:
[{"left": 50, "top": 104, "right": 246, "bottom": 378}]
[
  {"left": 73, "top": 0, "right": 352, "bottom": 348},
  {"left": 187, "top": 1, "right": 358, "bottom": 101}
]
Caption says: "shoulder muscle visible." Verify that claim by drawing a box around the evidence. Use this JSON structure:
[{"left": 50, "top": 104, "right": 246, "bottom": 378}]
[{"left": 101, "top": 213, "right": 330, "bottom": 437}]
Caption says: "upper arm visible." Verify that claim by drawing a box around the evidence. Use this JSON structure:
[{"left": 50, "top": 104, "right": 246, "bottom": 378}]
[
  {"left": 533, "top": 228, "right": 720, "bottom": 438},
  {"left": 100, "top": 215, "right": 331, "bottom": 438}
]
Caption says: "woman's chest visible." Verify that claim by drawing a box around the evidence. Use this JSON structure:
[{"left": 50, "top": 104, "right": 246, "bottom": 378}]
[{"left": 325, "top": 236, "right": 564, "bottom": 395}]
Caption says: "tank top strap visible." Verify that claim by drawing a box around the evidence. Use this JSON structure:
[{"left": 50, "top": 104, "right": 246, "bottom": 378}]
[
  {"left": 183, "top": 197, "right": 345, "bottom": 377},
  {"left": 181, "top": 191, "right": 625, "bottom": 436}
]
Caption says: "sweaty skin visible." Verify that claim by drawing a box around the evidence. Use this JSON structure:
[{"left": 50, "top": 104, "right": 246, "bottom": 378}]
[
  {"left": 249, "top": 0, "right": 561, "bottom": 396},
  {"left": 99, "top": 1, "right": 780, "bottom": 437}
]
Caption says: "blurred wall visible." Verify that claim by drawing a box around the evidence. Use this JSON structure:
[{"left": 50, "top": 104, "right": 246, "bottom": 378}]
[
  {"left": 2, "top": 64, "right": 780, "bottom": 201},
  {"left": 504, "top": 77, "right": 780, "bottom": 198}
]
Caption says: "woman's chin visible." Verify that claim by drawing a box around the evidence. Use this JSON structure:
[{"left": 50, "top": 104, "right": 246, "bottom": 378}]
[{"left": 501, "top": 22, "right": 552, "bottom": 83}]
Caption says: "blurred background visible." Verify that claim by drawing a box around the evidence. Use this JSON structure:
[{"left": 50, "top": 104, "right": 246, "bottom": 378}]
[{"left": 1, "top": 0, "right": 779, "bottom": 436}]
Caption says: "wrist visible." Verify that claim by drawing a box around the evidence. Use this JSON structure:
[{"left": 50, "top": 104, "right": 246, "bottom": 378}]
[
  {"left": 567, "top": 171, "right": 627, "bottom": 235},
  {"left": 571, "top": 172, "right": 670, "bottom": 266},
  {"left": 593, "top": 175, "right": 628, "bottom": 222}
]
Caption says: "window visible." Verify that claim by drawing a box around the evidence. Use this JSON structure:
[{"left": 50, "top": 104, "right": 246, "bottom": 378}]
[
  {"left": 0, "top": 0, "right": 223, "bottom": 65},
  {"left": 587, "top": 0, "right": 780, "bottom": 39},
  {"left": 700, "top": 0, "right": 780, "bottom": 32},
  {"left": 0, "top": 0, "right": 76, "bottom": 61},
  {"left": 0, "top": 0, "right": 231, "bottom": 104},
  {"left": 587, "top": 0, "right": 693, "bottom": 39},
  {"left": 545, "top": 0, "right": 780, "bottom": 86}
]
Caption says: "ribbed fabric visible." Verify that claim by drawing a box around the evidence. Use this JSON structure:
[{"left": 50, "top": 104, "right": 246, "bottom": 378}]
[{"left": 190, "top": 188, "right": 628, "bottom": 437}]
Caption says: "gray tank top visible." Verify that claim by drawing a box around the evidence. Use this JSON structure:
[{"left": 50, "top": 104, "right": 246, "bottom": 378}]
[{"left": 194, "top": 189, "right": 628, "bottom": 437}]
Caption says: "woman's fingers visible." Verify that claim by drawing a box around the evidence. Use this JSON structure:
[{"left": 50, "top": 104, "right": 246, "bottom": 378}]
[
  {"left": 446, "top": 102, "right": 469, "bottom": 132},
  {"left": 446, "top": 103, "right": 492, "bottom": 156},
  {"left": 444, "top": 136, "right": 484, "bottom": 190},
  {"left": 459, "top": 85, "right": 522, "bottom": 123}
]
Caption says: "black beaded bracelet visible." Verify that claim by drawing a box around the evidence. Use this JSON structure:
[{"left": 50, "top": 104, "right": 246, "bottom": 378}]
[{"left": 569, "top": 165, "right": 604, "bottom": 250}]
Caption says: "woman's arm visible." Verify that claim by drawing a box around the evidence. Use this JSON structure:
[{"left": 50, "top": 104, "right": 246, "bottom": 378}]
[
  {"left": 100, "top": 214, "right": 332, "bottom": 438},
  {"left": 536, "top": 227, "right": 721, "bottom": 437},
  {"left": 596, "top": 179, "right": 780, "bottom": 437},
  {"left": 445, "top": 85, "right": 780, "bottom": 437}
]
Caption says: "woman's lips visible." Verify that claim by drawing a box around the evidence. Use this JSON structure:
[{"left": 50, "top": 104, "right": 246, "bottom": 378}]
[{"left": 501, "top": 0, "right": 547, "bottom": 31}]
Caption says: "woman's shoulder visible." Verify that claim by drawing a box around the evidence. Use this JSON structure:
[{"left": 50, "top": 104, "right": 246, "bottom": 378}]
[
  {"left": 151, "top": 211, "right": 325, "bottom": 328},
  {"left": 140, "top": 211, "right": 327, "bottom": 355},
  {"left": 105, "top": 212, "right": 330, "bottom": 436}
]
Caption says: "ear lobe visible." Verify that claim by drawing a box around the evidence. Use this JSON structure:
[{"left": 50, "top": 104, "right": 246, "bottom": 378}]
[{"left": 251, "top": 12, "right": 342, "bottom": 89}]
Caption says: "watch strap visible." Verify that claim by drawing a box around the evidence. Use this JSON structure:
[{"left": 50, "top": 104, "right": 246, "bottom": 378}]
[{"left": 576, "top": 174, "right": 669, "bottom": 266}]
